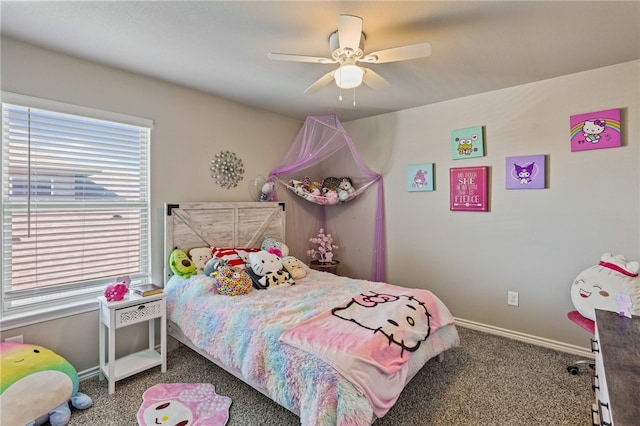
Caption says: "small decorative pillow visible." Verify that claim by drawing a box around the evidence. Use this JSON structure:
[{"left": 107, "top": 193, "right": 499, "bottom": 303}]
[
  {"left": 188, "top": 247, "right": 213, "bottom": 272},
  {"left": 214, "top": 266, "right": 252, "bottom": 296},
  {"left": 282, "top": 256, "right": 306, "bottom": 280},
  {"left": 234, "top": 248, "right": 261, "bottom": 266},
  {"left": 211, "top": 247, "right": 246, "bottom": 268}
]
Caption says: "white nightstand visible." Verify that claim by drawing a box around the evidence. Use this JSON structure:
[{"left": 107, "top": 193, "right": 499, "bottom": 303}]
[{"left": 98, "top": 292, "right": 167, "bottom": 394}]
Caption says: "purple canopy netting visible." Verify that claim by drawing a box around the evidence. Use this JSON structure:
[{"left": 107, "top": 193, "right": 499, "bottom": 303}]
[{"left": 268, "top": 114, "right": 385, "bottom": 281}]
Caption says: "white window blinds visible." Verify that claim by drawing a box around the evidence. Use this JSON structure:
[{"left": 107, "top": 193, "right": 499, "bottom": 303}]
[{"left": 1, "top": 96, "right": 151, "bottom": 315}]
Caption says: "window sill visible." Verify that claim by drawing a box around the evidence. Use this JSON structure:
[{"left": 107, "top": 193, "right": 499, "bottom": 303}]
[{"left": 0, "top": 299, "right": 99, "bottom": 332}]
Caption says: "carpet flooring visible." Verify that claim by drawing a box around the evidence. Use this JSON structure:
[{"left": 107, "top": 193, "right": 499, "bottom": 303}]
[{"left": 66, "top": 326, "right": 594, "bottom": 425}]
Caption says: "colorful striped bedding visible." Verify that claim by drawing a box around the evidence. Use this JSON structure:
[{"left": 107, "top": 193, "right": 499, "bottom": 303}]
[{"left": 165, "top": 267, "right": 459, "bottom": 425}]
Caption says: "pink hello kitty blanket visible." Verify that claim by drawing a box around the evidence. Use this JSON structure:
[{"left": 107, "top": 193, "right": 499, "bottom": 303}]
[{"left": 279, "top": 284, "right": 455, "bottom": 417}]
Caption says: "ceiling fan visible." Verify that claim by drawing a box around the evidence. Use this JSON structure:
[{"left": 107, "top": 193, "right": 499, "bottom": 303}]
[{"left": 268, "top": 14, "right": 432, "bottom": 94}]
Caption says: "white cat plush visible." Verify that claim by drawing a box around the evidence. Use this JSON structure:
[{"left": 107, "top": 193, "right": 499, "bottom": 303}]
[
  {"left": 570, "top": 253, "right": 640, "bottom": 320},
  {"left": 248, "top": 250, "right": 295, "bottom": 289}
]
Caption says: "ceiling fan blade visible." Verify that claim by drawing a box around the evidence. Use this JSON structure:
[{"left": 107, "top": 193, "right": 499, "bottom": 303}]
[
  {"left": 361, "top": 68, "right": 391, "bottom": 90},
  {"left": 268, "top": 52, "right": 335, "bottom": 64},
  {"left": 361, "top": 42, "right": 432, "bottom": 64},
  {"left": 338, "top": 14, "right": 363, "bottom": 50},
  {"left": 304, "top": 70, "right": 335, "bottom": 94}
]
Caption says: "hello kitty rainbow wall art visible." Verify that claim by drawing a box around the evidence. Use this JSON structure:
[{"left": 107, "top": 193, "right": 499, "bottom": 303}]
[{"left": 570, "top": 108, "right": 621, "bottom": 152}]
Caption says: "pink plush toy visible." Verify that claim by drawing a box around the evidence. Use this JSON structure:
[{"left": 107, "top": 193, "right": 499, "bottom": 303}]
[{"left": 103, "top": 276, "right": 130, "bottom": 302}]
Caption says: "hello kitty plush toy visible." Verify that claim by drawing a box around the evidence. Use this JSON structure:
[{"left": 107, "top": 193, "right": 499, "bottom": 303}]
[{"left": 570, "top": 253, "right": 640, "bottom": 320}]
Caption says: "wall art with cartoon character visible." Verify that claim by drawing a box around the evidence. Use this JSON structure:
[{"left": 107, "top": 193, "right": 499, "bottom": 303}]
[
  {"left": 451, "top": 126, "right": 485, "bottom": 160},
  {"left": 570, "top": 108, "right": 621, "bottom": 152},
  {"left": 406, "top": 163, "right": 434, "bottom": 192},
  {"left": 505, "top": 155, "right": 546, "bottom": 189}
]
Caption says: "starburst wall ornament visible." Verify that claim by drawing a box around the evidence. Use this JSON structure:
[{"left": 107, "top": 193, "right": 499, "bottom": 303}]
[{"left": 211, "top": 150, "right": 245, "bottom": 189}]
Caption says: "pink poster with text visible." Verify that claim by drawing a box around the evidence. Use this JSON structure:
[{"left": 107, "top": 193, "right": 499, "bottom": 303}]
[{"left": 449, "top": 166, "right": 488, "bottom": 212}]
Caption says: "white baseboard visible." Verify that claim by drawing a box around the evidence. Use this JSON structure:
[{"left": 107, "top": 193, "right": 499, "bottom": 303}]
[
  {"left": 455, "top": 317, "right": 595, "bottom": 359},
  {"left": 78, "top": 366, "right": 100, "bottom": 381}
]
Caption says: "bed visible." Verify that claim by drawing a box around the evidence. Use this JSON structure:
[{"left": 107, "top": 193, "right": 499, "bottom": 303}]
[{"left": 163, "top": 202, "right": 459, "bottom": 425}]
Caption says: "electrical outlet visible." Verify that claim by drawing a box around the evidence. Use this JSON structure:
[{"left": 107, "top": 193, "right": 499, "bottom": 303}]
[
  {"left": 5, "top": 335, "right": 23, "bottom": 344},
  {"left": 508, "top": 291, "right": 519, "bottom": 306}
]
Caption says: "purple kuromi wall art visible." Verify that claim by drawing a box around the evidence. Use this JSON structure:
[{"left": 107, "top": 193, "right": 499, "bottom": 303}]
[
  {"left": 570, "top": 108, "right": 621, "bottom": 152},
  {"left": 506, "top": 155, "right": 546, "bottom": 189}
]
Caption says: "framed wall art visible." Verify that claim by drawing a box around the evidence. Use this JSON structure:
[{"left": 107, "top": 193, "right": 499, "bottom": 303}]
[
  {"left": 570, "top": 108, "right": 621, "bottom": 152},
  {"left": 451, "top": 126, "right": 485, "bottom": 160},
  {"left": 506, "top": 155, "right": 546, "bottom": 189},
  {"left": 449, "top": 166, "right": 489, "bottom": 212},
  {"left": 407, "top": 163, "right": 434, "bottom": 192}
]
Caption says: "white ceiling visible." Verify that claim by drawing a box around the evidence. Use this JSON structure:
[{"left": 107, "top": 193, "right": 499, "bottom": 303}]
[{"left": 1, "top": 1, "right": 639, "bottom": 122}]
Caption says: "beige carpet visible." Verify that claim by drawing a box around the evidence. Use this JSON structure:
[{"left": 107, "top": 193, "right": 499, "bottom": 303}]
[{"left": 66, "top": 326, "right": 593, "bottom": 425}]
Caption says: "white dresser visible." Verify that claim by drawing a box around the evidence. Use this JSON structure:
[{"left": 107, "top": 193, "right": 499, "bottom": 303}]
[{"left": 592, "top": 309, "right": 639, "bottom": 426}]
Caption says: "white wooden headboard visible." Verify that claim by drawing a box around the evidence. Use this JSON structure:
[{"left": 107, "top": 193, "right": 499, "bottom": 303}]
[{"left": 164, "top": 202, "right": 286, "bottom": 284}]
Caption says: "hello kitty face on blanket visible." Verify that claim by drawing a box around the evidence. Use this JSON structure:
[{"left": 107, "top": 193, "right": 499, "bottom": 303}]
[
  {"left": 571, "top": 253, "right": 640, "bottom": 321},
  {"left": 332, "top": 292, "right": 431, "bottom": 355}
]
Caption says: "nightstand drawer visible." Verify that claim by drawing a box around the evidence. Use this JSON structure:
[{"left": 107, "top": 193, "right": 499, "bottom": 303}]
[{"left": 115, "top": 300, "right": 162, "bottom": 327}]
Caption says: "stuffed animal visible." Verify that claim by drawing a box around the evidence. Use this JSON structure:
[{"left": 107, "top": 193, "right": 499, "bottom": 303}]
[
  {"left": 188, "top": 247, "right": 213, "bottom": 272},
  {"left": 324, "top": 190, "right": 339, "bottom": 205},
  {"left": 0, "top": 342, "right": 92, "bottom": 426},
  {"left": 104, "top": 282, "right": 128, "bottom": 302},
  {"left": 103, "top": 276, "right": 130, "bottom": 302},
  {"left": 259, "top": 182, "right": 274, "bottom": 202},
  {"left": 337, "top": 177, "right": 355, "bottom": 202},
  {"left": 248, "top": 250, "right": 295, "bottom": 289},
  {"left": 282, "top": 256, "right": 306, "bottom": 280},
  {"left": 261, "top": 237, "right": 289, "bottom": 257},
  {"left": 570, "top": 253, "right": 640, "bottom": 321},
  {"left": 203, "top": 257, "right": 229, "bottom": 278},
  {"left": 213, "top": 266, "right": 252, "bottom": 296},
  {"left": 169, "top": 248, "right": 197, "bottom": 278},
  {"left": 322, "top": 177, "right": 342, "bottom": 193}
]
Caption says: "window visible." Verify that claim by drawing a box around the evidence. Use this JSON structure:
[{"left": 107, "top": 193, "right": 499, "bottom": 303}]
[{"left": 1, "top": 93, "right": 152, "bottom": 317}]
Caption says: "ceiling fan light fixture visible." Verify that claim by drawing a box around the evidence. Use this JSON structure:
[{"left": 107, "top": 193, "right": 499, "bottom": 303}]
[{"left": 335, "top": 64, "right": 364, "bottom": 89}]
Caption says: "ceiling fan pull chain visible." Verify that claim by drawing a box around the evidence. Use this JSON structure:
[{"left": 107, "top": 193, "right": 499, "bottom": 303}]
[
  {"left": 338, "top": 86, "right": 343, "bottom": 101},
  {"left": 353, "top": 88, "right": 356, "bottom": 107}
]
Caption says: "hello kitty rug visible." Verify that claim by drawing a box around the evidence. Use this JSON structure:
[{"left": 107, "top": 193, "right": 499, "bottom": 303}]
[{"left": 136, "top": 383, "right": 231, "bottom": 426}]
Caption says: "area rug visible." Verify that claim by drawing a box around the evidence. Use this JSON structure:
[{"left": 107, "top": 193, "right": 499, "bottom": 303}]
[{"left": 137, "top": 383, "right": 231, "bottom": 426}]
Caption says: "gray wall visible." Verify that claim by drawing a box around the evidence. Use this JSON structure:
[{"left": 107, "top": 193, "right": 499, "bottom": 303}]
[
  {"left": 343, "top": 60, "right": 640, "bottom": 348},
  {"left": 1, "top": 35, "right": 638, "bottom": 373},
  {"left": 0, "top": 37, "right": 301, "bottom": 372}
]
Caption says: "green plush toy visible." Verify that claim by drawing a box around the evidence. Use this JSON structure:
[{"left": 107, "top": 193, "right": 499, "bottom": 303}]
[{"left": 170, "top": 248, "right": 197, "bottom": 278}]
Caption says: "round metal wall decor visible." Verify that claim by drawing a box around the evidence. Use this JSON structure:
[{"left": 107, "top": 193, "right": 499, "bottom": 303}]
[{"left": 211, "top": 150, "right": 245, "bottom": 189}]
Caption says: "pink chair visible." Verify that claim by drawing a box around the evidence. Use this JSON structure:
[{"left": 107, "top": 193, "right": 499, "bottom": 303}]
[{"left": 566, "top": 310, "right": 596, "bottom": 375}]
